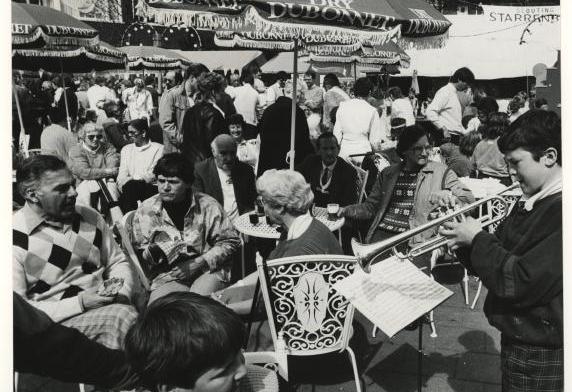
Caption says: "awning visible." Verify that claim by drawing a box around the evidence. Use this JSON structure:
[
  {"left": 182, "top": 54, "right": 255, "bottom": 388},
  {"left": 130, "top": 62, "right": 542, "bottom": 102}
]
[{"left": 173, "top": 50, "right": 265, "bottom": 72}]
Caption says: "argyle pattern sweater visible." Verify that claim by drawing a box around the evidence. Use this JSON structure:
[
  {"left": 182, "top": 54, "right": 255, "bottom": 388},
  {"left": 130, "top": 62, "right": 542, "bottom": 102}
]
[{"left": 13, "top": 204, "right": 135, "bottom": 322}]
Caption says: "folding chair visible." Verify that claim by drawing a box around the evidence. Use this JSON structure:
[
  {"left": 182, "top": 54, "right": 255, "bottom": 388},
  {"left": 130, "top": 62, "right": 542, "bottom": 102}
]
[{"left": 257, "top": 254, "right": 361, "bottom": 391}]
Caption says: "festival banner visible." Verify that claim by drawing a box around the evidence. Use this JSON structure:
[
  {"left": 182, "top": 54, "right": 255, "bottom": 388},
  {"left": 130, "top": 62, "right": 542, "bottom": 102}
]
[
  {"left": 58, "top": 0, "right": 123, "bottom": 23},
  {"left": 138, "top": 0, "right": 452, "bottom": 49},
  {"left": 479, "top": 5, "right": 559, "bottom": 25}
]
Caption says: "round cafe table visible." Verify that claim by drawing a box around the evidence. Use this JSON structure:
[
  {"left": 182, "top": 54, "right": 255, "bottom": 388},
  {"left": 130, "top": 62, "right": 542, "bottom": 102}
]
[{"left": 234, "top": 206, "right": 345, "bottom": 239}]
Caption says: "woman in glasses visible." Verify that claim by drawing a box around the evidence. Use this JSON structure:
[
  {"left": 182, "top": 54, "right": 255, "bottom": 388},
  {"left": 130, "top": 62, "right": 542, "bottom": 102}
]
[
  {"left": 69, "top": 122, "right": 120, "bottom": 207},
  {"left": 339, "top": 125, "right": 474, "bottom": 268}
]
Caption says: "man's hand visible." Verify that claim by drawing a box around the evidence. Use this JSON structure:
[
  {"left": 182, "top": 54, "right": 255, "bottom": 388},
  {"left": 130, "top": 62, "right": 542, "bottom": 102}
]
[
  {"left": 438, "top": 217, "right": 482, "bottom": 251},
  {"left": 429, "top": 190, "right": 458, "bottom": 208},
  {"left": 79, "top": 287, "right": 115, "bottom": 310},
  {"left": 170, "top": 257, "right": 205, "bottom": 281}
]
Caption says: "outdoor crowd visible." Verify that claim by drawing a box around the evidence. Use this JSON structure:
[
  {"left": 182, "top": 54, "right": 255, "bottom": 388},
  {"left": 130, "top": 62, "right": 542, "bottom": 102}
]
[{"left": 13, "top": 63, "right": 562, "bottom": 392}]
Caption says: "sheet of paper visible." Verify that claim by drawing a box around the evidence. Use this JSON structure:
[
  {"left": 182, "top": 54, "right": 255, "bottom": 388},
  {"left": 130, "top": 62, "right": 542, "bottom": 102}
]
[{"left": 333, "top": 256, "right": 453, "bottom": 338}]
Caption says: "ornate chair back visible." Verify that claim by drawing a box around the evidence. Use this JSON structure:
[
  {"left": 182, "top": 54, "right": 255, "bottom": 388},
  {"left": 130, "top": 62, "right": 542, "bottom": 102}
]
[{"left": 256, "top": 255, "right": 357, "bottom": 356}]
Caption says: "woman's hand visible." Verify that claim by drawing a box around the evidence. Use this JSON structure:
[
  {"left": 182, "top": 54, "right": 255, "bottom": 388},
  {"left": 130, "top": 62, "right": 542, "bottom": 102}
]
[{"left": 429, "top": 190, "right": 458, "bottom": 208}]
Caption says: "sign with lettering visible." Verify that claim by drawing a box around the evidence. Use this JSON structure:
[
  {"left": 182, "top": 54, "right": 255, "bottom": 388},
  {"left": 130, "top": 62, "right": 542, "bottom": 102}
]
[
  {"left": 141, "top": 0, "right": 452, "bottom": 47},
  {"left": 481, "top": 5, "right": 560, "bottom": 24}
]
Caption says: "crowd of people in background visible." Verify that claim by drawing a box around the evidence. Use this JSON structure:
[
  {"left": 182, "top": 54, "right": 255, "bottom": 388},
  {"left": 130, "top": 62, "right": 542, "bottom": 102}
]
[{"left": 12, "top": 62, "right": 562, "bottom": 392}]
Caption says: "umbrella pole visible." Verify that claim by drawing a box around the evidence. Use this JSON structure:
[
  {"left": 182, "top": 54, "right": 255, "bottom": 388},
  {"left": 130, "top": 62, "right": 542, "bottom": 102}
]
[
  {"left": 12, "top": 80, "right": 27, "bottom": 154},
  {"left": 354, "top": 62, "right": 357, "bottom": 82},
  {"left": 59, "top": 59, "right": 72, "bottom": 132},
  {"left": 289, "top": 39, "right": 299, "bottom": 170}
]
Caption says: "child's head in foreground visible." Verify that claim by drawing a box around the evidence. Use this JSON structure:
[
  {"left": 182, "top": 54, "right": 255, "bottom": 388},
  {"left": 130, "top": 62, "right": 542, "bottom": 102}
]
[{"left": 125, "top": 292, "right": 247, "bottom": 392}]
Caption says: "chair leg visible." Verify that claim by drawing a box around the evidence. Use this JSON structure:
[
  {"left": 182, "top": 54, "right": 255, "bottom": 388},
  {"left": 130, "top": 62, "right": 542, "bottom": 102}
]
[
  {"left": 14, "top": 372, "right": 18, "bottom": 392},
  {"left": 462, "top": 268, "right": 469, "bottom": 305},
  {"left": 345, "top": 346, "right": 362, "bottom": 392},
  {"left": 471, "top": 280, "right": 483, "bottom": 310},
  {"left": 429, "top": 310, "right": 437, "bottom": 338},
  {"left": 79, "top": 384, "right": 86, "bottom": 392}
]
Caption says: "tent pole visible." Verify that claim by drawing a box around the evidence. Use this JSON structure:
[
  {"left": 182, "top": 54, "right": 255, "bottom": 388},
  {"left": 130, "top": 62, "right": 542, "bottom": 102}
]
[
  {"left": 60, "top": 59, "right": 72, "bottom": 132},
  {"left": 289, "top": 39, "right": 299, "bottom": 170},
  {"left": 12, "top": 79, "right": 27, "bottom": 154}
]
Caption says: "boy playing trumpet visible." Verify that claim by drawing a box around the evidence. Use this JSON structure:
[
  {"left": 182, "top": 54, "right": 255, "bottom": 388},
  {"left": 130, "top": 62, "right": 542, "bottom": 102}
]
[{"left": 440, "top": 110, "right": 563, "bottom": 391}]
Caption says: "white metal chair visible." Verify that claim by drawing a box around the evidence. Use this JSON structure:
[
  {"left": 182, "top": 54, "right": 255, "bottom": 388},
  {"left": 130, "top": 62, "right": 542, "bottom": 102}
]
[{"left": 256, "top": 254, "right": 361, "bottom": 392}]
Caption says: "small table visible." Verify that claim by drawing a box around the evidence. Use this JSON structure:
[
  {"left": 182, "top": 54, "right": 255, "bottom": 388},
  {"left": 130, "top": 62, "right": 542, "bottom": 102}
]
[{"left": 234, "top": 206, "right": 345, "bottom": 240}]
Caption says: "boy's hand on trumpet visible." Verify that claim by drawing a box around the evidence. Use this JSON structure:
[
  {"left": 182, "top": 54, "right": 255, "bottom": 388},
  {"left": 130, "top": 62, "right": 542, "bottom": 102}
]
[{"left": 438, "top": 217, "right": 482, "bottom": 250}]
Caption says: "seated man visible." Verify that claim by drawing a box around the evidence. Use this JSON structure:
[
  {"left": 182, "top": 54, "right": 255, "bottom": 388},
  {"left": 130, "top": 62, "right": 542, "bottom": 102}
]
[
  {"left": 124, "top": 292, "right": 248, "bottom": 392},
  {"left": 193, "top": 134, "right": 257, "bottom": 222},
  {"left": 117, "top": 119, "right": 163, "bottom": 212},
  {"left": 132, "top": 153, "right": 241, "bottom": 302},
  {"left": 69, "top": 122, "right": 120, "bottom": 208},
  {"left": 297, "top": 132, "right": 357, "bottom": 208},
  {"left": 13, "top": 155, "right": 137, "bottom": 349}
]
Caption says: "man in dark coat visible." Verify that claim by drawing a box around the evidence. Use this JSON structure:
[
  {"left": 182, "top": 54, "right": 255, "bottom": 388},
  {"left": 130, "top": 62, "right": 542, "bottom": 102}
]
[
  {"left": 257, "top": 80, "right": 314, "bottom": 177},
  {"left": 193, "top": 134, "right": 256, "bottom": 219},
  {"left": 297, "top": 132, "right": 357, "bottom": 208},
  {"left": 193, "top": 134, "right": 257, "bottom": 277}
]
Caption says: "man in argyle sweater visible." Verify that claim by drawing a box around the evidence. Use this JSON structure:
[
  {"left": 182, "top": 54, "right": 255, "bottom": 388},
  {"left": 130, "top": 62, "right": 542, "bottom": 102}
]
[{"left": 13, "top": 155, "right": 137, "bottom": 350}]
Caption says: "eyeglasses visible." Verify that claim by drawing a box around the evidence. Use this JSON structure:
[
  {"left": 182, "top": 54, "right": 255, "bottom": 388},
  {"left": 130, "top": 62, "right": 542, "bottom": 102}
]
[
  {"left": 86, "top": 135, "right": 104, "bottom": 141},
  {"left": 409, "top": 145, "right": 433, "bottom": 154}
]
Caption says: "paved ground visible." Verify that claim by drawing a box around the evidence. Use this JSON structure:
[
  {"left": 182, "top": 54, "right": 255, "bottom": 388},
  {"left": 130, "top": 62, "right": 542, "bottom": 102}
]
[{"left": 18, "top": 266, "right": 502, "bottom": 392}]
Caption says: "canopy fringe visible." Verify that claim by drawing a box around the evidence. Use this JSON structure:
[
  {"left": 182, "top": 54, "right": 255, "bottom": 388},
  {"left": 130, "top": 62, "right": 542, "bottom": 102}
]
[
  {"left": 12, "top": 25, "right": 98, "bottom": 48},
  {"left": 142, "top": 3, "right": 401, "bottom": 46}
]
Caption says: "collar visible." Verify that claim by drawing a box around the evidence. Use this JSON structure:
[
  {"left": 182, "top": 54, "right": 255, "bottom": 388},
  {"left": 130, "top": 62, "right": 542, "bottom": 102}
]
[
  {"left": 135, "top": 141, "right": 152, "bottom": 152},
  {"left": 151, "top": 192, "right": 197, "bottom": 217},
  {"left": 19, "top": 203, "right": 78, "bottom": 235},
  {"left": 82, "top": 142, "right": 101, "bottom": 154},
  {"left": 287, "top": 212, "right": 313, "bottom": 241},
  {"left": 322, "top": 159, "right": 337, "bottom": 172},
  {"left": 521, "top": 175, "right": 562, "bottom": 211}
]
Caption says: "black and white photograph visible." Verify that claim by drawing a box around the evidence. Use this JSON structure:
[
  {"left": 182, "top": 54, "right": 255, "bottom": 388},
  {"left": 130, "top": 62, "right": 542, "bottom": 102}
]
[{"left": 6, "top": 0, "right": 567, "bottom": 391}]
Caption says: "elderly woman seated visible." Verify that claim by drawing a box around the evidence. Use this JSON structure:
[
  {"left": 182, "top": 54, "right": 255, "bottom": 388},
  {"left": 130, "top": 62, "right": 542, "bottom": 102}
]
[
  {"left": 213, "top": 169, "right": 342, "bottom": 313},
  {"left": 69, "top": 122, "right": 120, "bottom": 208},
  {"left": 259, "top": 169, "right": 344, "bottom": 258},
  {"left": 117, "top": 119, "right": 163, "bottom": 212}
]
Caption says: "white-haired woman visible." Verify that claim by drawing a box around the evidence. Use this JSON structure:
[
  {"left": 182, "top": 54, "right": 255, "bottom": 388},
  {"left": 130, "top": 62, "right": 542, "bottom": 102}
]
[{"left": 257, "top": 169, "right": 343, "bottom": 259}]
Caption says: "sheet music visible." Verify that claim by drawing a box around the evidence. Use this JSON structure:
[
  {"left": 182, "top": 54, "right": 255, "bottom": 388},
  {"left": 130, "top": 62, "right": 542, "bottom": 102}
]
[{"left": 333, "top": 256, "right": 453, "bottom": 338}]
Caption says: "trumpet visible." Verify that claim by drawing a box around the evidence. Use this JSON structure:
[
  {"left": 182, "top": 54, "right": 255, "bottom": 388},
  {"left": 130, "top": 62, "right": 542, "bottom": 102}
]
[{"left": 352, "top": 183, "right": 520, "bottom": 273}]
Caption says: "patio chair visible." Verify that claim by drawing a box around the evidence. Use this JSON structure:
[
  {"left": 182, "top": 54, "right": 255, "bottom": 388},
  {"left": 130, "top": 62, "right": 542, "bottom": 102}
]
[
  {"left": 116, "top": 210, "right": 151, "bottom": 292},
  {"left": 256, "top": 254, "right": 361, "bottom": 392}
]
